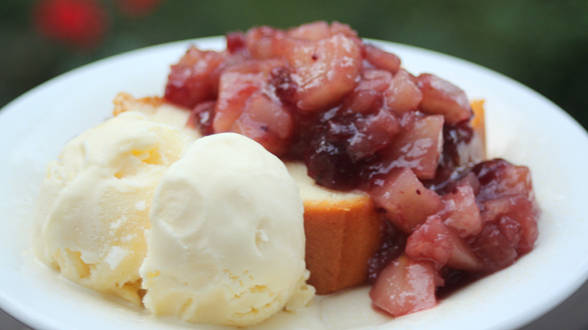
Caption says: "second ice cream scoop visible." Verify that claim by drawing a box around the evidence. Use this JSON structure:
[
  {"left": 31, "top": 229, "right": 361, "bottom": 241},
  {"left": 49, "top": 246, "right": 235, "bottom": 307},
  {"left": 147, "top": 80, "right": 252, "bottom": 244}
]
[{"left": 140, "top": 133, "right": 314, "bottom": 326}]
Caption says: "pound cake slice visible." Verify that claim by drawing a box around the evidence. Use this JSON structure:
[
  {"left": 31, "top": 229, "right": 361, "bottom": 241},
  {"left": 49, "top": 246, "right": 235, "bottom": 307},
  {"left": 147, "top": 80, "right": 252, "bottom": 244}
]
[{"left": 287, "top": 163, "right": 383, "bottom": 294}]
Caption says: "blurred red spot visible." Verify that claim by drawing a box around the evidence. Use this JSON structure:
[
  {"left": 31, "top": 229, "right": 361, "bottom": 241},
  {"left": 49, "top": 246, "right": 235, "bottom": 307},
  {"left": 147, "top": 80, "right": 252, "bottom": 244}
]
[
  {"left": 34, "top": 0, "right": 107, "bottom": 48},
  {"left": 116, "top": 0, "right": 162, "bottom": 16}
]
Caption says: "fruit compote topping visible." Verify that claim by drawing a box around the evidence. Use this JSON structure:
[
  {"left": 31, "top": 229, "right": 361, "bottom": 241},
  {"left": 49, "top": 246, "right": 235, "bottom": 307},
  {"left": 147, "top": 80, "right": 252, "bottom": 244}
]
[{"left": 164, "top": 21, "right": 540, "bottom": 318}]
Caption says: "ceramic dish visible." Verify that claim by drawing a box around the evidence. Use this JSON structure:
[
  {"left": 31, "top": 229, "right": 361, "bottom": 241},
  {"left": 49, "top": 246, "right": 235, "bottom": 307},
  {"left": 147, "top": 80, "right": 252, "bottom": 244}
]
[{"left": 1, "top": 37, "right": 587, "bottom": 330}]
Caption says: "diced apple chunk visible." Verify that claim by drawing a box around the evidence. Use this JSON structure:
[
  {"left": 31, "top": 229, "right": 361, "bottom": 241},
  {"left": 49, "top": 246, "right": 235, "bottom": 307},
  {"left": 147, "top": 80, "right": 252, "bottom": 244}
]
[
  {"left": 470, "top": 218, "right": 520, "bottom": 272},
  {"left": 364, "top": 44, "right": 401, "bottom": 74},
  {"left": 164, "top": 46, "right": 226, "bottom": 108},
  {"left": 347, "top": 109, "right": 399, "bottom": 161},
  {"left": 416, "top": 73, "right": 472, "bottom": 124},
  {"left": 289, "top": 34, "right": 362, "bottom": 111},
  {"left": 385, "top": 70, "right": 422, "bottom": 114},
  {"left": 370, "top": 168, "right": 442, "bottom": 233},
  {"left": 479, "top": 196, "right": 538, "bottom": 254},
  {"left": 474, "top": 159, "right": 534, "bottom": 201},
  {"left": 245, "top": 26, "right": 290, "bottom": 59},
  {"left": 213, "top": 70, "right": 261, "bottom": 132},
  {"left": 213, "top": 62, "right": 294, "bottom": 155},
  {"left": 370, "top": 255, "right": 437, "bottom": 317},
  {"left": 357, "top": 69, "right": 393, "bottom": 94},
  {"left": 441, "top": 184, "right": 482, "bottom": 238},
  {"left": 406, "top": 215, "right": 482, "bottom": 271},
  {"left": 386, "top": 115, "right": 444, "bottom": 180},
  {"left": 469, "top": 159, "right": 539, "bottom": 271}
]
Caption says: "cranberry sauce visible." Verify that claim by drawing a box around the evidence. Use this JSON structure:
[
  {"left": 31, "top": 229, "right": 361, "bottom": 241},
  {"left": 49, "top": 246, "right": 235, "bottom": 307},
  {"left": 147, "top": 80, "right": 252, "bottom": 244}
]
[
  {"left": 166, "top": 22, "right": 478, "bottom": 191},
  {"left": 164, "top": 21, "right": 540, "bottom": 315}
]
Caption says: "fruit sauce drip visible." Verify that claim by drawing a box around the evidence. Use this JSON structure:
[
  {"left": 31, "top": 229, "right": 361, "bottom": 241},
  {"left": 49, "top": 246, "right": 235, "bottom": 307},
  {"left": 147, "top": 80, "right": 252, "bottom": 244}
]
[{"left": 164, "top": 21, "right": 540, "bottom": 317}]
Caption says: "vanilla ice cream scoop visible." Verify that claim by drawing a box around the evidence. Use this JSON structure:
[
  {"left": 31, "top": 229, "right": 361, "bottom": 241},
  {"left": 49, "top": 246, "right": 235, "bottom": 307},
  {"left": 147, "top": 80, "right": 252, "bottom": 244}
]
[
  {"left": 36, "top": 111, "right": 196, "bottom": 304},
  {"left": 140, "top": 133, "right": 314, "bottom": 326}
]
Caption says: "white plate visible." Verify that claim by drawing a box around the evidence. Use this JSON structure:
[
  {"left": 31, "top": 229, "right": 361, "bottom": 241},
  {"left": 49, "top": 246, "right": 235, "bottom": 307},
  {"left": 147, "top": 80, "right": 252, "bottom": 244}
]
[{"left": 1, "top": 37, "right": 587, "bottom": 330}]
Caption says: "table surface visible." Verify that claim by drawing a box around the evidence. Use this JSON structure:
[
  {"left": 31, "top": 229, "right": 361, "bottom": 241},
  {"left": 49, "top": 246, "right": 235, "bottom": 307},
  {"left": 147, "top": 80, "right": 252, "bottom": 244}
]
[{"left": 2, "top": 279, "right": 587, "bottom": 330}]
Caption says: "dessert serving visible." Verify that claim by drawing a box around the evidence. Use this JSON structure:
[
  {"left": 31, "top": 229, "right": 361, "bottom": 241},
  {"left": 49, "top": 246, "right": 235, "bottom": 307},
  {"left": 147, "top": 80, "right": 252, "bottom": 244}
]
[
  {"left": 35, "top": 111, "right": 314, "bottom": 326},
  {"left": 34, "top": 21, "right": 540, "bottom": 327}
]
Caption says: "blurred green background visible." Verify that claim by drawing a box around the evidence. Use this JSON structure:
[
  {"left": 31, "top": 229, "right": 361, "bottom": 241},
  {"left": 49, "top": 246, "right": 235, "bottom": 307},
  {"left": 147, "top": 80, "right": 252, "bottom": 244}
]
[{"left": 1, "top": 0, "right": 587, "bottom": 129}]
